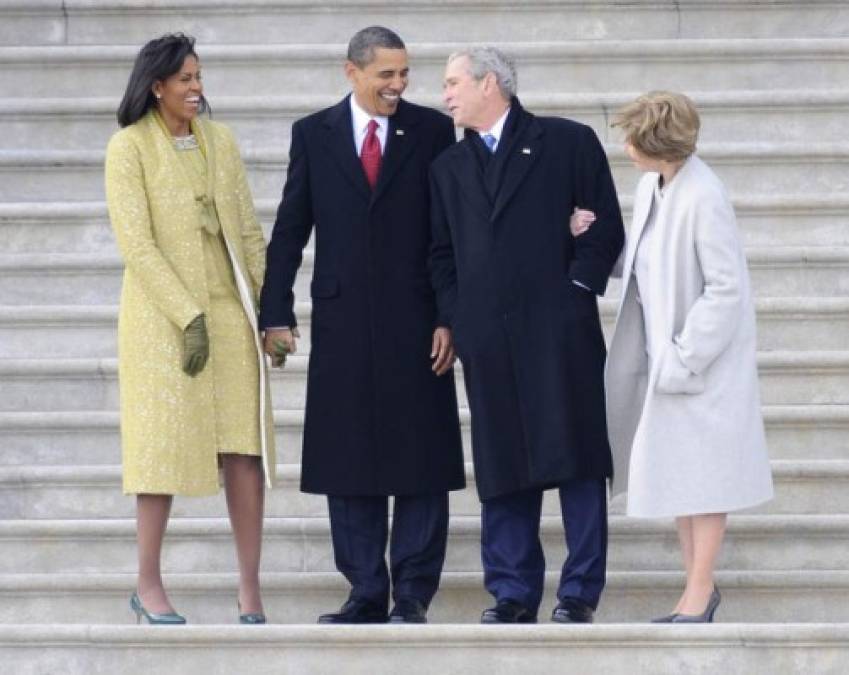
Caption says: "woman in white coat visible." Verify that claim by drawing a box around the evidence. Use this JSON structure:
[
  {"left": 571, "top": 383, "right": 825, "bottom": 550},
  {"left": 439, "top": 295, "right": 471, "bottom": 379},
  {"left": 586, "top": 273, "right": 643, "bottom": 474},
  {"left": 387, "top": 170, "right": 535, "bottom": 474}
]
[{"left": 573, "top": 91, "right": 773, "bottom": 622}]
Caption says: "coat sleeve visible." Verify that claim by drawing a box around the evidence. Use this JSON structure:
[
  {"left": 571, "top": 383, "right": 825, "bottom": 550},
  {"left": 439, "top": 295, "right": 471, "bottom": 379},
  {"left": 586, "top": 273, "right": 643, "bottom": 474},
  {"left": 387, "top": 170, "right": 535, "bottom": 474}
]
[
  {"left": 428, "top": 165, "right": 457, "bottom": 329},
  {"left": 105, "top": 131, "right": 202, "bottom": 330},
  {"left": 259, "top": 120, "right": 314, "bottom": 329},
  {"left": 674, "top": 186, "right": 745, "bottom": 375},
  {"left": 223, "top": 126, "right": 266, "bottom": 301},
  {"left": 569, "top": 125, "right": 625, "bottom": 295}
]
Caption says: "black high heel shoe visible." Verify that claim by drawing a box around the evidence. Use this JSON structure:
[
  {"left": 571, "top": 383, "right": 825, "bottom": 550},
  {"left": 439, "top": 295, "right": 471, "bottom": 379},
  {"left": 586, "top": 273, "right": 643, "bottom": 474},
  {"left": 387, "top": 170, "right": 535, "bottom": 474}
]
[
  {"left": 650, "top": 612, "right": 678, "bottom": 623},
  {"left": 671, "top": 587, "right": 721, "bottom": 623}
]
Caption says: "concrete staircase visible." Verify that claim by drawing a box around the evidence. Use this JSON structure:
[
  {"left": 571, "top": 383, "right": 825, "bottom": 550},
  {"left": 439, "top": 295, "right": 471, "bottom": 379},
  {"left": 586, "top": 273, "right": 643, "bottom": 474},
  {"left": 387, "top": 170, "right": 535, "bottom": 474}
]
[{"left": 1, "top": 1, "right": 848, "bottom": 672}]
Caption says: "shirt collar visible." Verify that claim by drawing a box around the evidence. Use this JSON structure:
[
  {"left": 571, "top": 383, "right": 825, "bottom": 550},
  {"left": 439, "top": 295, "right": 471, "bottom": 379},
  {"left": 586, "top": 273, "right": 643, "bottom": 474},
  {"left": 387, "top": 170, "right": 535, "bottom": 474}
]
[
  {"left": 481, "top": 106, "right": 511, "bottom": 144},
  {"left": 350, "top": 94, "right": 389, "bottom": 134}
]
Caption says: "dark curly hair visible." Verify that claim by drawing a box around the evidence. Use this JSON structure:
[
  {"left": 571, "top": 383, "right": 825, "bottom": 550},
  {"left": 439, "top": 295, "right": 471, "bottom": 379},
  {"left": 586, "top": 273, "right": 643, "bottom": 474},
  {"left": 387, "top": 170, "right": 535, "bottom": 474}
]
[{"left": 116, "top": 33, "right": 209, "bottom": 128}]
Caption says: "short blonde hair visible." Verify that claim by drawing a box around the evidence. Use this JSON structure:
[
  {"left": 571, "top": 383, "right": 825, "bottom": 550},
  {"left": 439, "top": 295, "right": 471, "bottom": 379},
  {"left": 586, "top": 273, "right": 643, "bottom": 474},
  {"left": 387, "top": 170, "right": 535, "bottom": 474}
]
[{"left": 612, "top": 91, "right": 700, "bottom": 161}]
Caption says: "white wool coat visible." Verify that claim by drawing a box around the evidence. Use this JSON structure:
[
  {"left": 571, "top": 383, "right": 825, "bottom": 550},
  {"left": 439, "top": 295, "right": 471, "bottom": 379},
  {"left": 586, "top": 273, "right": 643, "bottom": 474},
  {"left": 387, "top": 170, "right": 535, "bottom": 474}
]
[{"left": 605, "top": 154, "right": 774, "bottom": 518}]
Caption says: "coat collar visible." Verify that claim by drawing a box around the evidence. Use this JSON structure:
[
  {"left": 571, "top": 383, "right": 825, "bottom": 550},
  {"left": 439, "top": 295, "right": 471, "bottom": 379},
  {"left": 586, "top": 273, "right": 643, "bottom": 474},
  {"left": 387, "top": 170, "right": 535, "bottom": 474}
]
[
  {"left": 489, "top": 99, "right": 543, "bottom": 223},
  {"left": 621, "top": 154, "right": 702, "bottom": 284},
  {"left": 322, "top": 94, "right": 422, "bottom": 205},
  {"left": 453, "top": 98, "right": 543, "bottom": 223}
]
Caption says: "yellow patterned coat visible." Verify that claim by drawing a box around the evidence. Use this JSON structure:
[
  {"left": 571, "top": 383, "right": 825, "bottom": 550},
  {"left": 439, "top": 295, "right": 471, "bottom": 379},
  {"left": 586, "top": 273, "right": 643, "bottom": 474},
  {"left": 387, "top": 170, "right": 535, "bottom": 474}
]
[{"left": 105, "top": 110, "right": 275, "bottom": 496}]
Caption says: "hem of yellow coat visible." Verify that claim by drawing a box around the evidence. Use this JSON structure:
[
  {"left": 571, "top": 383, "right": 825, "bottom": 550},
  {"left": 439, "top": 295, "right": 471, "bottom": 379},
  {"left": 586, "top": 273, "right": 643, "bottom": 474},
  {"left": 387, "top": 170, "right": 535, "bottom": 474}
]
[{"left": 122, "top": 485, "right": 220, "bottom": 498}]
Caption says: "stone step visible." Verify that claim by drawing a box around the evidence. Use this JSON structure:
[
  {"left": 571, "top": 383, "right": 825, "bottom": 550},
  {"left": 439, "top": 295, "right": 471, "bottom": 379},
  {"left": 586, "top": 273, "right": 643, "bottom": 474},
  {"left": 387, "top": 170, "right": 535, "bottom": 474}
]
[
  {"left": 3, "top": 246, "right": 847, "bottom": 306},
  {"left": 0, "top": 403, "right": 843, "bottom": 467},
  {"left": 1, "top": 39, "right": 847, "bottom": 99},
  {"left": 1, "top": 348, "right": 846, "bottom": 413},
  {"left": 3, "top": 0, "right": 845, "bottom": 46},
  {"left": 4, "top": 193, "right": 847, "bottom": 254},
  {"left": 1, "top": 514, "right": 846, "bottom": 574},
  {"left": 4, "top": 142, "right": 848, "bottom": 201},
  {"left": 3, "top": 569, "right": 849, "bottom": 625},
  {"left": 1, "top": 297, "right": 847, "bottom": 360},
  {"left": 3, "top": 90, "right": 848, "bottom": 152},
  {"left": 0, "top": 623, "right": 845, "bottom": 675},
  {"left": 1, "top": 460, "right": 845, "bottom": 521}
]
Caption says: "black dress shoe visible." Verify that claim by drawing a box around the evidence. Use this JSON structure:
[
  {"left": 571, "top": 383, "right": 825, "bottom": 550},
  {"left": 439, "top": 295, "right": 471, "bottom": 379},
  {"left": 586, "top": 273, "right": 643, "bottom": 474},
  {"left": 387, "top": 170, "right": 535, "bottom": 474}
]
[
  {"left": 551, "top": 597, "right": 594, "bottom": 624},
  {"left": 480, "top": 599, "right": 537, "bottom": 624},
  {"left": 318, "top": 598, "right": 388, "bottom": 624},
  {"left": 388, "top": 598, "right": 427, "bottom": 624}
]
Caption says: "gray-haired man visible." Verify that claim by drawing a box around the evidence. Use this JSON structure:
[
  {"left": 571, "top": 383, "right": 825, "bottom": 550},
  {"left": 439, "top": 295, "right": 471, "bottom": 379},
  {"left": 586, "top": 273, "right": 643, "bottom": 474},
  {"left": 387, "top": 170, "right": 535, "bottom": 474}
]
[{"left": 429, "top": 47, "right": 624, "bottom": 623}]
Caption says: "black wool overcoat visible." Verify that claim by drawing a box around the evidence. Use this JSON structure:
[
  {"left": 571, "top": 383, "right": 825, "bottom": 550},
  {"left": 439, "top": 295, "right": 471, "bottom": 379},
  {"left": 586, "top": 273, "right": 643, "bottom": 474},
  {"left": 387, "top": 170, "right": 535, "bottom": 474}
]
[
  {"left": 260, "top": 96, "right": 465, "bottom": 496},
  {"left": 429, "top": 99, "right": 624, "bottom": 500}
]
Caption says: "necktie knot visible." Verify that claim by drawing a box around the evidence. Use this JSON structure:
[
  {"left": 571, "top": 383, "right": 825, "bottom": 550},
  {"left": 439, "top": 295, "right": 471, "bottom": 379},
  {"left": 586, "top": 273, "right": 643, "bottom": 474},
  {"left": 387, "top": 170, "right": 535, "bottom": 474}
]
[
  {"left": 482, "top": 133, "right": 497, "bottom": 153},
  {"left": 367, "top": 119, "right": 379, "bottom": 135}
]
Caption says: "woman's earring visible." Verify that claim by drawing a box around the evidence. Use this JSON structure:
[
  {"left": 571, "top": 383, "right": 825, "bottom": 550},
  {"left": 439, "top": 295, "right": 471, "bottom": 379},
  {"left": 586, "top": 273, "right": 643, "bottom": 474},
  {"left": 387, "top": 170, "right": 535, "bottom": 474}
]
[{"left": 154, "top": 92, "right": 162, "bottom": 100}]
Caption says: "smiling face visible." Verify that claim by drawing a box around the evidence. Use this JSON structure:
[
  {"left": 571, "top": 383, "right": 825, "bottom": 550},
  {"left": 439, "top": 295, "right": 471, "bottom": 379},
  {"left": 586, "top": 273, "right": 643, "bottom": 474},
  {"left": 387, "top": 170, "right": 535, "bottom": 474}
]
[
  {"left": 152, "top": 54, "right": 202, "bottom": 135},
  {"left": 442, "top": 55, "right": 495, "bottom": 131},
  {"left": 345, "top": 47, "right": 408, "bottom": 117}
]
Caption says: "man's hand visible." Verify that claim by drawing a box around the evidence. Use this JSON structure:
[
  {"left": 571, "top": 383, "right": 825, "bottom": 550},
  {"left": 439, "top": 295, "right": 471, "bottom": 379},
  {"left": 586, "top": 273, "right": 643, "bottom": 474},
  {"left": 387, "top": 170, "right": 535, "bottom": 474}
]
[
  {"left": 570, "top": 206, "right": 596, "bottom": 237},
  {"left": 431, "top": 327, "right": 456, "bottom": 376},
  {"left": 263, "top": 327, "right": 300, "bottom": 368}
]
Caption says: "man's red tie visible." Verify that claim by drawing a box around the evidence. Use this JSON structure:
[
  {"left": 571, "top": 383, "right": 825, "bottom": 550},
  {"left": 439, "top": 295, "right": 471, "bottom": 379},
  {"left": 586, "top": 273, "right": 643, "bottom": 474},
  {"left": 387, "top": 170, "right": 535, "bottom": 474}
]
[{"left": 361, "top": 119, "right": 382, "bottom": 189}]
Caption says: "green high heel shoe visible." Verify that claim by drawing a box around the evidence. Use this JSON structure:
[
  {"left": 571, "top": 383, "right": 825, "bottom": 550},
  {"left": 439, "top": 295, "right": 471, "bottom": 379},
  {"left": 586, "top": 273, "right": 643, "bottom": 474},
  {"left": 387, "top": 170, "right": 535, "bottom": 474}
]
[
  {"left": 130, "top": 592, "right": 187, "bottom": 625},
  {"left": 238, "top": 603, "right": 267, "bottom": 624}
]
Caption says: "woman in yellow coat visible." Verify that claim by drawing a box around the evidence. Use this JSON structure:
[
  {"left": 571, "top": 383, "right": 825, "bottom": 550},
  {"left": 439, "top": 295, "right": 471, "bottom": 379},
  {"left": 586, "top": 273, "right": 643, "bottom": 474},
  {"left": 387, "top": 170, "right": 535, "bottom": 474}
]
[{"left": 105, "top": 34, "right": 275, "bottom": 624}]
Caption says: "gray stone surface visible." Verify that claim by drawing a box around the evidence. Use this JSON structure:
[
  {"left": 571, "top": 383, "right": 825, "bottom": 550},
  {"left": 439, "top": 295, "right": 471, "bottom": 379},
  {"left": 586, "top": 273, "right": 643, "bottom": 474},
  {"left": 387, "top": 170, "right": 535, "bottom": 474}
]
[{"left": 1, "top": 1, "right": 848, "bottom": 670}]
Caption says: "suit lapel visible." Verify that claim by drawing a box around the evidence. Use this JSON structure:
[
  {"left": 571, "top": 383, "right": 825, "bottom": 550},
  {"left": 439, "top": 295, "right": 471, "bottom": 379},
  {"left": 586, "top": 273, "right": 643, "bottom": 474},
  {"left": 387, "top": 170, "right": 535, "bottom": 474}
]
[
  {"left": 322, "top": 96, "right": 371, "bottom": 198},
  {"left": 371, "top": 100, "right": 421, "bottom": 205},
  {"left": 451, "top": 140, "right": 495, "bottom": 219},
  {"left": 490, "top": 110, "right": 542, "bottom": 224}
]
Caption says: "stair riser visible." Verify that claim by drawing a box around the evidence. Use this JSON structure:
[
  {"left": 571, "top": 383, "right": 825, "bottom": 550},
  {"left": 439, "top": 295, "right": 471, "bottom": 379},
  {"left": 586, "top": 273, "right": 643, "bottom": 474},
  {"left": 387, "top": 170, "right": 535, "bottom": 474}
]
[
  {"left": 1, "top": 361, "right": 845, "bottom": 413},
  {"left": 4, "top": 103, "right": 848, "bottom": 153},
  {"left": 1, "top": 414, "right": 843, "bottom": 467},
  {"left": 5, "top": 4, "right": 847, "bottom": 47},
  {"left": 2, "top": 52, "right": 847, "bottom": 99},
  {"left": 0, "top": 525, "right": 844, "bottom": 574},
  {"left": 0, "top": 473, "right": 844, "bottom": 520},
  {"left": 3, "top": 153, "right": 845, "bottom": 202},
  {"left": 2, "top": 581, "right": 848, "bottom": 624},
  {"left": 4, "top": 208, "right": 848, "bottom": 254},
  {"left": 2, "top": 308, "right": 846, "bottom": 358},
  {"left": 2, "top": 259, "right": 846, "bottom": 307}
]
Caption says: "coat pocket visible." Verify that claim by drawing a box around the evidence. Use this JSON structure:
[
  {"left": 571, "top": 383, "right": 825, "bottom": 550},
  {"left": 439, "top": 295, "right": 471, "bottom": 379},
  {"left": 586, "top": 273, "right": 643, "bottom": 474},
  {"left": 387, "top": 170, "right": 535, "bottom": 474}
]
[
  {"left": 655, "top": 342, "right": 705, "bottom": 395},
  {"left": 310, "top": 276, "right": 340, "bottom": 299}
]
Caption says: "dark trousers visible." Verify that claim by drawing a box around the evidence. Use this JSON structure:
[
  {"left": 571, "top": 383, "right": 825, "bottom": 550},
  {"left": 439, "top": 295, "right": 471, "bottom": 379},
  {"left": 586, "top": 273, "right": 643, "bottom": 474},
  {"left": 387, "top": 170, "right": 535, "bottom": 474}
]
[
  {"left": 481, "top": 477, "right": 608, "bottom": 614},
  {"left": 327, "top": 493, "right": 449, "bottom": 610}
]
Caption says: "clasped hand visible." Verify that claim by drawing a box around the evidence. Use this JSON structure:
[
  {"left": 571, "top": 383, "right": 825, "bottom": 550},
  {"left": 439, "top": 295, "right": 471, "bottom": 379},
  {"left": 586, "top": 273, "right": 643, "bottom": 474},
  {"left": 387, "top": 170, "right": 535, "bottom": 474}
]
[{"left": 263, "top": 327, "right": 300, "bottom": 368}]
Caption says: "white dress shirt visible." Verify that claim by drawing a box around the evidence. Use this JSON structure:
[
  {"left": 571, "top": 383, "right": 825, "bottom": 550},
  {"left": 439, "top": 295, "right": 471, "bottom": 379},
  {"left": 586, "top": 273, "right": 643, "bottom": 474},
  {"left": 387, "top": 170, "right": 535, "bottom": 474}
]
[
  {"left": 350, "top": 94, "right": 388, "bottom": 156},
  {"left": 479, "top": 106, "right": 510, "bottom": 153}
]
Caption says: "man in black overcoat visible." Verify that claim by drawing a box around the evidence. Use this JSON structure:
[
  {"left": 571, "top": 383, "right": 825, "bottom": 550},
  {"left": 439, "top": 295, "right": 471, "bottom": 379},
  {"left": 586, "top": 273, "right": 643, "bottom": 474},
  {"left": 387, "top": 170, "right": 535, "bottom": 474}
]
[
  {"left": 259, "top": 26, "right": 465, "bottom": 624},
  {"left": 429, "top": 47, "right": 625, "bottom": 624}
]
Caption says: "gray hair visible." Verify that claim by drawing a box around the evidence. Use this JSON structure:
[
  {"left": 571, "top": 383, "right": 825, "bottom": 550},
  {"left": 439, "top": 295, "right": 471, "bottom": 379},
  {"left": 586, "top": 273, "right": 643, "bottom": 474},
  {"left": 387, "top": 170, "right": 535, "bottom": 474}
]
[
  {"left": 448, "top": 46, "right": 517, "bottom": 99},
  {"left": 347, "top": 26, "right": 406, "bottom": 68}
]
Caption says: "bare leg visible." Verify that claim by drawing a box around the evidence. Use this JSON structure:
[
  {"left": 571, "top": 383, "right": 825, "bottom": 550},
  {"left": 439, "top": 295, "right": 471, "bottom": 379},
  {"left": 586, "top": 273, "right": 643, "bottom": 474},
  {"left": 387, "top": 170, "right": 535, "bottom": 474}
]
[
  {"left": 222, "top": 454, "right": 265, "bottom": 615},
  {"left": 673, "top": 516, "right": 694, "bottom": 613},
  {"left": 678, "top": 513, "right": 727, "bottom": 615},
  {"left": 136, "top": 493, "right": 175, "bottom": 613}
]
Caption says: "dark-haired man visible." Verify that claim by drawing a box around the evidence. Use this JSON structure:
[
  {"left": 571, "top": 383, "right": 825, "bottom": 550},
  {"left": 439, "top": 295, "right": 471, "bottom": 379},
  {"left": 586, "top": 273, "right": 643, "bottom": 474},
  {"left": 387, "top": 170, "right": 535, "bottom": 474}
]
[{"left": 259, "top": 26, "right": 464, "bottom": 624}]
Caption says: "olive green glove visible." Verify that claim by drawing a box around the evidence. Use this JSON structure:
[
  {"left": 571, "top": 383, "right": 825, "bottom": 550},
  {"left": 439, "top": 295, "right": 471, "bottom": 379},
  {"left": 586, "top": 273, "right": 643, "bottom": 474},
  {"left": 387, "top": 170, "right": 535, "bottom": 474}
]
[{"left": 182, "top": 314, "right": 209, "bottom": 377}]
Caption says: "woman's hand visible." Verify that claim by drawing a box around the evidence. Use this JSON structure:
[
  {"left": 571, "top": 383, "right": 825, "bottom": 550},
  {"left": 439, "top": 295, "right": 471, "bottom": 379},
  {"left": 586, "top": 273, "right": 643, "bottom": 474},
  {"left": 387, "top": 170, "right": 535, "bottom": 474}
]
[
  {"left": 570, "top": 207, "right": 596, "bottom": 237},
  {"left": 182, "top": 314, "right": 209, "bottom": 376},
  {"left": 263, "top": 327, "right": 300, "bottom": 368}
]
